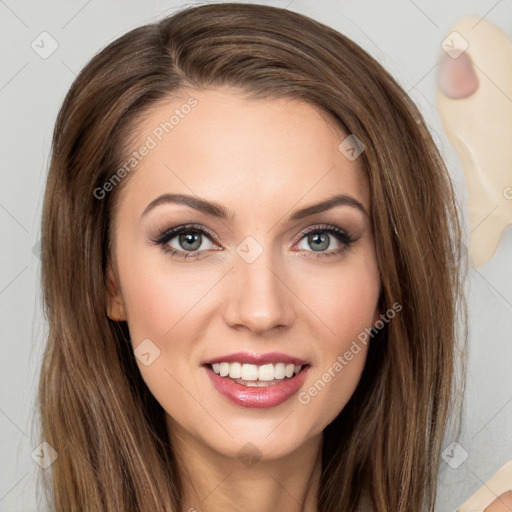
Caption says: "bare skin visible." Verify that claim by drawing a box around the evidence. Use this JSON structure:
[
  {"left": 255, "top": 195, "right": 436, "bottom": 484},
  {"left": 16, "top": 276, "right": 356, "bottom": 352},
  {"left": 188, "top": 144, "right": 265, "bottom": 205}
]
[{"left": 106, "top": 88, "right": 381, "bottom": 512}]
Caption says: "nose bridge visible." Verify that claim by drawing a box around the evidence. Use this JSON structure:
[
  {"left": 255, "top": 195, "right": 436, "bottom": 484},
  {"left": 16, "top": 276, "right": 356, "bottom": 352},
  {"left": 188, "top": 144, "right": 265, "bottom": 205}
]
[{"left": 223, "top": 235, "right": 295, "bottom": 333}]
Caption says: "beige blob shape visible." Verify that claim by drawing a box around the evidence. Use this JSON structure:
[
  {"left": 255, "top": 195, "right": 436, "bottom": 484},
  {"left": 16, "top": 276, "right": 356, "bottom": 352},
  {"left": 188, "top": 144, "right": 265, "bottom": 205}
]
[
  {"left": 458, "top": 460, "right": 512, "bottom": 511},
  {"left": 437, "top": 16, "right": 512, "bottom": 267},
  {"left": 484, "top": 491, "right": 512, "bottom": 511}
]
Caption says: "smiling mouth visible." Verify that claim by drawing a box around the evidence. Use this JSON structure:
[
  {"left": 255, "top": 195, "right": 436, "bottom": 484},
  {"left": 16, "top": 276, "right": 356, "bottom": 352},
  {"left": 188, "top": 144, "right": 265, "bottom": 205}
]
[{"left": 206, "top": 362, "right": 309, "bottom": 387}]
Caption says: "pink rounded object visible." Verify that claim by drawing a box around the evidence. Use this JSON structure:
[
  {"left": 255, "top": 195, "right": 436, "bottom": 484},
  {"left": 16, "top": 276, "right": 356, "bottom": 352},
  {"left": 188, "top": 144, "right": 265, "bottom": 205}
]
[{"left": 438, "top": 51, "right": 479, "bottom": 99}]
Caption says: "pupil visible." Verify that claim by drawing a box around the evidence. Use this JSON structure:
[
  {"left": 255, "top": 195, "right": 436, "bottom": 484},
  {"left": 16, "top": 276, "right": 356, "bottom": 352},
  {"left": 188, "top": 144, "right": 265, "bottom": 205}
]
[
  {"left": 179, "top": 232, "right": 201, "bottom": 251},
  {"left": 309, "top": 232, "right": 329, "bottom": 251}
]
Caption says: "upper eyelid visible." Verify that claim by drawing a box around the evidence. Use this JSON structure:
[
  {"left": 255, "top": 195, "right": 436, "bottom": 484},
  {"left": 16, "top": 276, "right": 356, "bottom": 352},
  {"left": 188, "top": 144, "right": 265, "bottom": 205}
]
[{"left": 154, "top": 223, "right": 219, "bottom": 244}]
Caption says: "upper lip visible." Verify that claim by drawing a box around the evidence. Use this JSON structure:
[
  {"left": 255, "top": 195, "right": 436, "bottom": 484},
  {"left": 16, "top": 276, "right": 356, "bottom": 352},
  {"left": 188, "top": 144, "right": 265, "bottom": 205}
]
[{"left": 202, "top": 352, "right": 310, "bottom": 366}]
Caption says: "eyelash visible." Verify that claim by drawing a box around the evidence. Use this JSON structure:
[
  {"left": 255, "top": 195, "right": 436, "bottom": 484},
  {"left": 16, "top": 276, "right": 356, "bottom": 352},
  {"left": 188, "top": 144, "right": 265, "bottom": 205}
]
[{"left": 151, "top": 223, "right": 356, "bottom": 261}]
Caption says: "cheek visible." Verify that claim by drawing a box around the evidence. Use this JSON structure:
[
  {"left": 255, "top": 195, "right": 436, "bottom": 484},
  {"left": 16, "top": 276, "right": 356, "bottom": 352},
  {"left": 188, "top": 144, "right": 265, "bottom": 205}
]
[
  {"left": 118, "top": 246, "right": 213, "bottom": 343},
  {"left": 121, "top": 266, "right": 177, "bottom": 341},
  {"left": 116, "top": 254, "right": 213, "bottom": 418},
  {"left": 295, "top": 252, "right": 381, "bottom": 344},
  {"left": 321, "top": 275, "right": 379, "bottom": 333},
  {"left": 293, "top": 254, "right": 380, "bottom": 428}
]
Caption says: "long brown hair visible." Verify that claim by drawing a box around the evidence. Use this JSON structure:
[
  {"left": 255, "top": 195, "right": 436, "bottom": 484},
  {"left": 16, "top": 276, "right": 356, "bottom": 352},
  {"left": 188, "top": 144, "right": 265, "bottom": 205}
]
[{"left": 38, "top": 3, "right": 466, "bottom": 511}]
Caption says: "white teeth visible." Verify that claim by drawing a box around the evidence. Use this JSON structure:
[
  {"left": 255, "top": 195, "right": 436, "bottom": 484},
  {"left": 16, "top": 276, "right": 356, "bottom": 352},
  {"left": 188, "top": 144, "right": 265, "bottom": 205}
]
[
  {"left": 274, "top": 363, "right": 286, "bottom": 379},
  {"left": 210, "top": 362, "right": 304, "bottom": 381},
  {"left": 241, "top": 364, "right": 259, "bottom": 381},
  {"left": 258, "top": 364, "right": 274, "bottom": 381},
  {"left": 219, "top": 362, "right": 230, "bottom": 377},
  {"left": 228, "top": 362, "right": 242, "bottom": 379}
]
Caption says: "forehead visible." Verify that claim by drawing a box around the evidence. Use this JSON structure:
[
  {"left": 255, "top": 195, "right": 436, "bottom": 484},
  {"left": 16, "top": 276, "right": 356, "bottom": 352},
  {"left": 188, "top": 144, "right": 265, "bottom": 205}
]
[{"left": 116, "top": 88, "right": 369, "bottom": 219}]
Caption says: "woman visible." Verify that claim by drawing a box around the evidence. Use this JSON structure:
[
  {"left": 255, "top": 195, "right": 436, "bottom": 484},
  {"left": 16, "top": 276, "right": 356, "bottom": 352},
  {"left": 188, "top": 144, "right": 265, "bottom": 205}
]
[{"left": 38, "top": 3, "right": 466, "bottom": 511}]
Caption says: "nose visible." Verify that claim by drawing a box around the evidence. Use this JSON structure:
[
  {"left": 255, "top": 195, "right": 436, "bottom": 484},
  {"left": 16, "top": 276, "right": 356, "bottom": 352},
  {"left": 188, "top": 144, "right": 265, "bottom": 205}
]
[{"left": 223, "top": 243, "right": 296, "bottom": 335}]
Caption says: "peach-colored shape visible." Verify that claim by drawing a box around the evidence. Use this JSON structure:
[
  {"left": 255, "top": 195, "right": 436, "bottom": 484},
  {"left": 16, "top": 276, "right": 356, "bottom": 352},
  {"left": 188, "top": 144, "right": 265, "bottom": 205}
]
[
  {"left": 458, "top": 460, "right": 512, "bottom": 511},
  {"left": 437, "top": 16, "right": 512, "bottom": 267},
  {"left": 484, "top": 491, "right": 512, "bottom": 512}
]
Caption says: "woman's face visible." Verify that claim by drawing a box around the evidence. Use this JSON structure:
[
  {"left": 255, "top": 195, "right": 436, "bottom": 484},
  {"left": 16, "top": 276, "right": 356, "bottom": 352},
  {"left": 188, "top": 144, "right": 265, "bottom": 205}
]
[{"left": 107, "top": 88, "right": 381, "bottom": 460}]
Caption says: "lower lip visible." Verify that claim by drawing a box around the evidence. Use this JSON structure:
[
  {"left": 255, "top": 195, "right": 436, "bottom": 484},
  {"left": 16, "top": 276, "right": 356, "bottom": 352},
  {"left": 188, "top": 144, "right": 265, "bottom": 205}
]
[{"left": 204, "top": 365, "right": 310, "bottom": 409}]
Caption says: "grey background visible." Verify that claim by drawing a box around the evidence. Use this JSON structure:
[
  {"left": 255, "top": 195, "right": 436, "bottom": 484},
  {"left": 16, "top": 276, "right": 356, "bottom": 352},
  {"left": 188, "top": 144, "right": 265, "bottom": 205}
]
[{"left": 1, "top": 0, "right": 511, "bottom": 510}]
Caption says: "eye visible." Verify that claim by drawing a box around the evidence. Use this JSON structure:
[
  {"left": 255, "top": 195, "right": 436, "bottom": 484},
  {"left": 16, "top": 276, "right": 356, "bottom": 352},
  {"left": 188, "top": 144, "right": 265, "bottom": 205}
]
[
  {"left": 168, "top": 230, "right": 212, "bottom": 252},
  {"left": 294, "top": 224, "right": 355, "bottom": 259},
  {"left": 152, "top": 224, "right": 219, "bottom": 260}
]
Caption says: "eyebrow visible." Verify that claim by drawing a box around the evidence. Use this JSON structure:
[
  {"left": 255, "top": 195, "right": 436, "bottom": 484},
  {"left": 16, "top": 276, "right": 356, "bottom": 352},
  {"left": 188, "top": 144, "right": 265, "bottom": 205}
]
[{"left": 141, "top": 193, "right": 368, "bottom": 221}]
